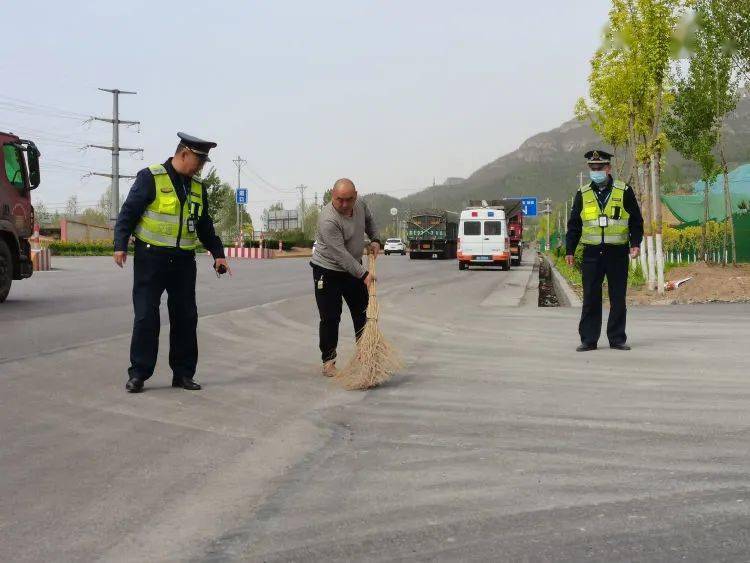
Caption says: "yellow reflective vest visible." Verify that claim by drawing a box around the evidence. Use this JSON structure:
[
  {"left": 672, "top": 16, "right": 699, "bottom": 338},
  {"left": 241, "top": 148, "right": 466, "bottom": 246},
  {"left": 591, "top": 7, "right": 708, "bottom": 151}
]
[
  {"left": 579, "top": 180, "right": 630, "bottom": 246},
  {"left": 134, "top": 164, "right": 203, "bottom": 250}
]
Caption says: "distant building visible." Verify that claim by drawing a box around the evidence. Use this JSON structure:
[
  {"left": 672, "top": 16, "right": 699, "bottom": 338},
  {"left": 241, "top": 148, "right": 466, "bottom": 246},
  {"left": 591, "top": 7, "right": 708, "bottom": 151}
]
[{"left": 444, "top": 177, "right": 465, "bottom": 186}]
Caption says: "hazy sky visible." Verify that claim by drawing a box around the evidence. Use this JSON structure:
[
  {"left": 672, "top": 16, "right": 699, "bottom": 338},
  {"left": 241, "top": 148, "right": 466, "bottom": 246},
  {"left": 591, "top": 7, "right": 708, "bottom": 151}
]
[{"left": 2, "top": 0, "right": 609, "bottom": 223}]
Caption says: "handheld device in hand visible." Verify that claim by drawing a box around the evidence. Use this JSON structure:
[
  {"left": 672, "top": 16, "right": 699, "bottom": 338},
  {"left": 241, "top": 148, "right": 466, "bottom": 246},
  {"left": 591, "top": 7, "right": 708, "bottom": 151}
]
[{"left": 215, "top": 263, "right": 227, "bottom": 277}]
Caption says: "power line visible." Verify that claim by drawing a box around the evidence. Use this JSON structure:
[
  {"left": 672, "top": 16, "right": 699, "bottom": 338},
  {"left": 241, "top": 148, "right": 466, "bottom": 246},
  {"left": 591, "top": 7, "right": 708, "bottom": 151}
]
[
  {"left": 87, "top": 88, "right": 142, "bottom": 221},
  {"left": 240, "top": 166, "right": 296, "bottom": 193},
  {"left": 0, "top": 94, "right": 90, "bottom": 119}
]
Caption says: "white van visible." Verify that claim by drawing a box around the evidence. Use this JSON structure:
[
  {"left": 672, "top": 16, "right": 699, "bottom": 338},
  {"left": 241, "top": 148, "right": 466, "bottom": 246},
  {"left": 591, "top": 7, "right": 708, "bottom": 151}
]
[{"left": 457, "top": 206, "right": 511, "bottom": 270}]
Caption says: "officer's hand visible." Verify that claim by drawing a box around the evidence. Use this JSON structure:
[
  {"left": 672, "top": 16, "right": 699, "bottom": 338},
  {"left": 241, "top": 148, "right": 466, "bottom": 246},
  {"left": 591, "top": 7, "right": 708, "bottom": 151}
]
[
  {"left": 363, "top": 272, "right": 376, "bottom": 288},
  {"left": 630, "top": 247, "right": 641, "bottom": 259},
  {"left": 369, "top": 241, "right": 380, "bottom": 258},
  {"left": 114, "top": 251, "right": 127, "bottom": 268},
  {"left": 565, "top": 254, "right": 575, "bottom": 266},
  {"left": 214, "top": 258, "right": 232, "bottom": 277}
]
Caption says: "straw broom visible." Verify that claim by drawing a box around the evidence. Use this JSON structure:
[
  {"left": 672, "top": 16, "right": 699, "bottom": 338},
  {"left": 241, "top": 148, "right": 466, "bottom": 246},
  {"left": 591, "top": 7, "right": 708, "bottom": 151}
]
[{"left": 336, "top": 250, "right": 402, "bottom": 390}]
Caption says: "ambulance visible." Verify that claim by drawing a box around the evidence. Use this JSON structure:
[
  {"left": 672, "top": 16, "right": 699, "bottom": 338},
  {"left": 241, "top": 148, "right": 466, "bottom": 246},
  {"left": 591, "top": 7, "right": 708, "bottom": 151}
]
[{"left": 457, "top": 202, "right": 512, "bottom": 271}]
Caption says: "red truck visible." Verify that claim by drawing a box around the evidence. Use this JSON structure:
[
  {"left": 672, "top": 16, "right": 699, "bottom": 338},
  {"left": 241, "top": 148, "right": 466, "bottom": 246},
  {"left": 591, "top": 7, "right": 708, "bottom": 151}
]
[
  {"left": 0, "top": 131, "right": 41, "bottom": 302},
  {"left": 506, "top": 201, "right": 524, "bottom": 266},
  {"left": 466, "top": 198, "right": 524, "bottom": 265}
]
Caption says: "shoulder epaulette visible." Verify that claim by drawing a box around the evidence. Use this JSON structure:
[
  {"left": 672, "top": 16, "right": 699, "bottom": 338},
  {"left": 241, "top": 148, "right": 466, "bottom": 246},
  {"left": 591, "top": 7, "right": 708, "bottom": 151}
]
[{"left": 148, "top": 164, "right": 168, "bottom": 175}]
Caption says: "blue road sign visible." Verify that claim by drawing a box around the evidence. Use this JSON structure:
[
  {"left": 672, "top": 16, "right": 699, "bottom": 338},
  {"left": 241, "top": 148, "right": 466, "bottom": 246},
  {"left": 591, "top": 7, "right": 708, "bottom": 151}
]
[
  {"left": 520, "top": 197, "right": 537, "bottom": 217},
  {"left": 236, "top": 188, "right": 248, "bottom": 204}
]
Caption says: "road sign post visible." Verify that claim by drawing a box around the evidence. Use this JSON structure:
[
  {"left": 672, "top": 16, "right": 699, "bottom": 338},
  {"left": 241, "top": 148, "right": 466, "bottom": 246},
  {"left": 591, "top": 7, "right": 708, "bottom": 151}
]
[{"left": 236, "top": 188, "right": 248, "bottom": 244}]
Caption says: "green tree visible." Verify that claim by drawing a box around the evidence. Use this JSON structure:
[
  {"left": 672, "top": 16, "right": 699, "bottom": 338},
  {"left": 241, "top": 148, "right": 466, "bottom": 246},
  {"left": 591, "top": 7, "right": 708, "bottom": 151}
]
[
  {"left": 202, "top": 167, "right": 251, "bottom": 240},
  {"left": 80, "top": 207, "right": 109, "bottom": 226},
  {"left": 323, "top": 189, "right": 333, "bottom": 204},
  {"left": 581, "top": 0, "right": 687, "bottom": 293},
  {"left": 665, "top": 0, "right": 739, "bottom": 263},
  {"left": 710, "top": 0, "right": 750, "bottom": 78},
  {"left": 97, "top": 185, "right": 125, "bottom": 220},
  {"left": 34, "top": 200, "right": 52, "bottom": 226},
  {"left": 303, "top": 204, "right": 320, "bottom": 239},
  {"left": 203, "top": 168, "right": 229, "bottom": 219},
  {"left": 64, "top": 194, "right": 79, "bottom": 218}
]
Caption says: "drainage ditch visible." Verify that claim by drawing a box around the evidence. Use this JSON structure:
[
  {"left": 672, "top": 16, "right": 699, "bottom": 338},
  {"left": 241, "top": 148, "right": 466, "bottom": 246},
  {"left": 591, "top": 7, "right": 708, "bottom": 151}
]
[{"left": 538, "top": 256, "right": 560, "bottom": 307}]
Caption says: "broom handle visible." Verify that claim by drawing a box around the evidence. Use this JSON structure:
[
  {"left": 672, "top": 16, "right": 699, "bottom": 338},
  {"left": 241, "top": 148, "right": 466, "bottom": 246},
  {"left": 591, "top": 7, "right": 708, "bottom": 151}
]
[{"left": 368, "top": 250, "right": 377, "bottom": 297}]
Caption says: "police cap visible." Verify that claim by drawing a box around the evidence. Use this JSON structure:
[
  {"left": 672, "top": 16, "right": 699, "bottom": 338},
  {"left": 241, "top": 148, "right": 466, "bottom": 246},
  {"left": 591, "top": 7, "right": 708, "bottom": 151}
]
[
  {"left": 177, "top": 132, "right": 217, "bottom": 162},
  {"left": 584, "top": 149, "right": 613, "bottom": 165}
]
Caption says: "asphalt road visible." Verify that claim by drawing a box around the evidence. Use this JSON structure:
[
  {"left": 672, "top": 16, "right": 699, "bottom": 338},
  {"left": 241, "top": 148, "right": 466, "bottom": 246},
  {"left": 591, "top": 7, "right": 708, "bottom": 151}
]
[
  {"left": 2, "top": 253, "right": 520, "bottom": 362},
  {"left": 2, "top": 253, "right": 749, "bottom": 562}
]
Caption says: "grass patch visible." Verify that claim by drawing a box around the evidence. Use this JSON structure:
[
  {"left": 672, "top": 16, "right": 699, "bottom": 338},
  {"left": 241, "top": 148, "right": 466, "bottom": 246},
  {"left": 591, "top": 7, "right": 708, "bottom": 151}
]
[{"left": 546, "top": 249, "right": 646, "bottom": 290}]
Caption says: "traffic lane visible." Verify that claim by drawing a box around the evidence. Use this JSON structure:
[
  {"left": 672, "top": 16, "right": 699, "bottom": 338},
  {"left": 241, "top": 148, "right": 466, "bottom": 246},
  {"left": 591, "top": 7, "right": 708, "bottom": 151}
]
[
  {"left": 0, "top": 253, "right": 474, "bottom": 361},
  {"left": 0, "top": 257, "right": 314, "bottom": 362},
  {"left": 0, "top": 254, "right": 537, "bottom": 561},
  {"left": 203, "top": 304, "right": 750, "bottom": 562}
]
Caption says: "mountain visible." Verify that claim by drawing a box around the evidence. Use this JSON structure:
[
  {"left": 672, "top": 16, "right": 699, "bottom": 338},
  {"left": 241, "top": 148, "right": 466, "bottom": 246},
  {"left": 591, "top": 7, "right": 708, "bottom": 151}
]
[{"left": 363, "top": 92, "right": 750, "bottom": 230}]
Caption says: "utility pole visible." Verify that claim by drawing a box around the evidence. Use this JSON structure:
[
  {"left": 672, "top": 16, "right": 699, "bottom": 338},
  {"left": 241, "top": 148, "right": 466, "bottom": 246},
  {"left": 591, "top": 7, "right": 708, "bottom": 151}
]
[
  {"left": 541, "top": 197, "right": 552, "bottom": 252},
  {"left": 232, "top": 155, "right": 246, "bottom": 241},
  {"left": 88, "top": 89, "right": 142, "bottom": 222},
  {"left": 296, "top": 184, "right": 307, "bottom": 232},
  {"left": 314, "top": 192, "right": 319, "bottom": 208}
]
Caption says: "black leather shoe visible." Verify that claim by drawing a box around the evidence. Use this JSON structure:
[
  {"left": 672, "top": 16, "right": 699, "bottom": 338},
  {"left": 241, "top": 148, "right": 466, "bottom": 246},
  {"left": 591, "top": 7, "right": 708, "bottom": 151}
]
[
  {"left": 172, "top": 377, "right": 202, "bottom": 390},
  {"left": 610, "top": 343, "right": 631, "bottom": 351},
  {"left": 126, "top": 378, "right": 144, "bottom": 393},
  {"left": 576, "top": 343, "right": 597, "bottom": 352}
]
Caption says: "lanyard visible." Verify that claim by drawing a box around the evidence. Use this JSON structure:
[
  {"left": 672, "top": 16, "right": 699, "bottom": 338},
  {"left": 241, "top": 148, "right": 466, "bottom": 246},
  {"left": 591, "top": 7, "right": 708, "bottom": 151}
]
[{"left": 595, "top": 187, "right": 612, "bottom": 212}]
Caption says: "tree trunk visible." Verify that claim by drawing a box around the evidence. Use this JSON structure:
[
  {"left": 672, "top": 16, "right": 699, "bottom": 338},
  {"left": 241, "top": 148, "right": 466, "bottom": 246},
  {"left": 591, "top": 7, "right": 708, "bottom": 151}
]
[
  {"left": 702, "top": 179, "right": 709, "bottom": 263},
  {"left": 642, "top": 159, "right": 656, "bottom": 291},
  {"left": 651, "top": 151, "right": 665, "bottom": 294},
  {"left": 719, "top": 140, "right": 737, "bottom": 265},
  {"left": 635, "top": 163, "right": 648, "bottom": 276}
]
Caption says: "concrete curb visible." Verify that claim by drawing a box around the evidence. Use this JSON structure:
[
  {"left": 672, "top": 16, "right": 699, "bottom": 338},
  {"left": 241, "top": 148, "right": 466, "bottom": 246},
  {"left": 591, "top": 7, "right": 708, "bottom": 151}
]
[
  {"left": 542, "top": 254, "right": 582, "bottom": 308},
  {"left": 274, "top": 252, "right": 314, "bottom": 259}
]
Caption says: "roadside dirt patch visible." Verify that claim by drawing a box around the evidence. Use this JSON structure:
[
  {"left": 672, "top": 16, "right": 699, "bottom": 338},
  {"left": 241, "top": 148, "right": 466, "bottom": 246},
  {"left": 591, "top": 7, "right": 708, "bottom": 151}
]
[{"left": 629, "top": 263, "right": 750, "bottom": 305}]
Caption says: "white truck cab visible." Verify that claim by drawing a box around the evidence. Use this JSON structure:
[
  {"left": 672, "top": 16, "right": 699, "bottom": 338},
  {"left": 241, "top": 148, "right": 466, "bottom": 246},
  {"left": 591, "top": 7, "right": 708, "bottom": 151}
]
[{"left": 458, "top": 202, "right": 511, "bottom": 271}]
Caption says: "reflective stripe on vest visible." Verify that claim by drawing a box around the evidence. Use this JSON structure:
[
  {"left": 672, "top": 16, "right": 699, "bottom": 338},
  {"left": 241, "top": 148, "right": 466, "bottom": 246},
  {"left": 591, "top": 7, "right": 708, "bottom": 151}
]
[
  {"left": 134, "top": 164, "right": 204, "bottom": 250},
  {"left": 579, "top": 180, "right": 630, "bottom": 246}
]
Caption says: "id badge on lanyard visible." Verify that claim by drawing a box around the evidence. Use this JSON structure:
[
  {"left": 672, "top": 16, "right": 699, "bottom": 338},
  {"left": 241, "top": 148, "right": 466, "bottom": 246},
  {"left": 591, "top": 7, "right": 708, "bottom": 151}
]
[{"left": 598, "top": 215, "right": 609, "bottom": 227}]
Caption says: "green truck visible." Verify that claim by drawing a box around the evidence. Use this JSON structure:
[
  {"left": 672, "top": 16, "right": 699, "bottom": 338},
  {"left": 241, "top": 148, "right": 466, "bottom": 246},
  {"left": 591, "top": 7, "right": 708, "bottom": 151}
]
[{"left": 407, "top": 209, "right": 458, "bottom": 259}]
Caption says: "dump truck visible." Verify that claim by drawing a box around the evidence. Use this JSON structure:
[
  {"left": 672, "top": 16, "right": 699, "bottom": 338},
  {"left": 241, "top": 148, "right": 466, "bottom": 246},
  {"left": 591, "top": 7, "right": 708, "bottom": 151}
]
[
  {"left": 466, "top": 199, "right": 524, "bottom": 265},
  {"left": 0, "top": 131, "right": 41, "bottom": 303},
  {"left": 407, "top": 209, "right": 458, "bottom": 259}
]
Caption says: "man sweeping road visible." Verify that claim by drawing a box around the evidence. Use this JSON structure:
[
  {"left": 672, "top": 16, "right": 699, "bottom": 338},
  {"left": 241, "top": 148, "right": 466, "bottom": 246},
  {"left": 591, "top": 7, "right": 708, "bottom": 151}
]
[{"left": 311, "top": 178, "right": 381, "bottom": 377}]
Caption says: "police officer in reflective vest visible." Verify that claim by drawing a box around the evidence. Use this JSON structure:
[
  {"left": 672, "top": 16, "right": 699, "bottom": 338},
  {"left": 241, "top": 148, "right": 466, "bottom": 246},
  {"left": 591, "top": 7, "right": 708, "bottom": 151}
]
[
  {"left": 565, "top": 150, "right": 644, "bottom": 352},
  {"left": 114, "top": 133, "right": 230, "bottom": 392}
]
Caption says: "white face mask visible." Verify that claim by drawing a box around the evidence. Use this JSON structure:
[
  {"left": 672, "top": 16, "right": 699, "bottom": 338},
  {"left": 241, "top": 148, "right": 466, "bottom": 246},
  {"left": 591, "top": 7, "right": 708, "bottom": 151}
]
[{"left": 590, "top": 170, "right": 607, "bottom": 184}]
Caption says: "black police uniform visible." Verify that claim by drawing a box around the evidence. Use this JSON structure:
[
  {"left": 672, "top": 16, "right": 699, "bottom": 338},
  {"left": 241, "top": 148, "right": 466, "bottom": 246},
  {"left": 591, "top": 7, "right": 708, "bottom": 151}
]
[
  {"left": 566, "top": 153, "right": 644, "bottom": 349},
  {"left": 114, "top": 134, "right": 224, "bottom": 390}
]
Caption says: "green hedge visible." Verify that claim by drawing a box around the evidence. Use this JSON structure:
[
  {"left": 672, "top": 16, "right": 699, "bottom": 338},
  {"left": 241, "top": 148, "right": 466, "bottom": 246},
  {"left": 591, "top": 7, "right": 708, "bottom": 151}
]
[
  {"left": 48, "top": 241, "right": 206, "bottom": 256},
  {"left": 48, "top": 241, "right": 123, "bottom": 256}
]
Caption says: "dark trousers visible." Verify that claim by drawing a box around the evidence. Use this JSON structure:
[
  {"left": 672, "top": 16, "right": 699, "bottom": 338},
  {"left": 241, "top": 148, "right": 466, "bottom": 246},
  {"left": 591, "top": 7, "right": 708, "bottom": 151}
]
[
  {"left": 579, "top": 245, "right": 629, "bottom": 346},
  {"left": 128, "top": 244, "right": 198, "bottom": 381},
  {"left": 312, "top": 264, "right": 369, "bottom": 363}
]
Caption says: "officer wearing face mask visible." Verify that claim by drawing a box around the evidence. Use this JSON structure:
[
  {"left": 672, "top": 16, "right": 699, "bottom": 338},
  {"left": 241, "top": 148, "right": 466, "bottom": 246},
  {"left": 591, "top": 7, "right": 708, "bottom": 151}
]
[{"left": 565, "top": 150, "right": 644, "bottom": 352}]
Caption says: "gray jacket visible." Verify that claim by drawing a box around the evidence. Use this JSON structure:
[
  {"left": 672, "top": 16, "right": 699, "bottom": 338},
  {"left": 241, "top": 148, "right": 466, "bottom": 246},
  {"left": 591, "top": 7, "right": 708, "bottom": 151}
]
[{"left": 311, "top": 200, "right": 380, "bottom": 278}]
